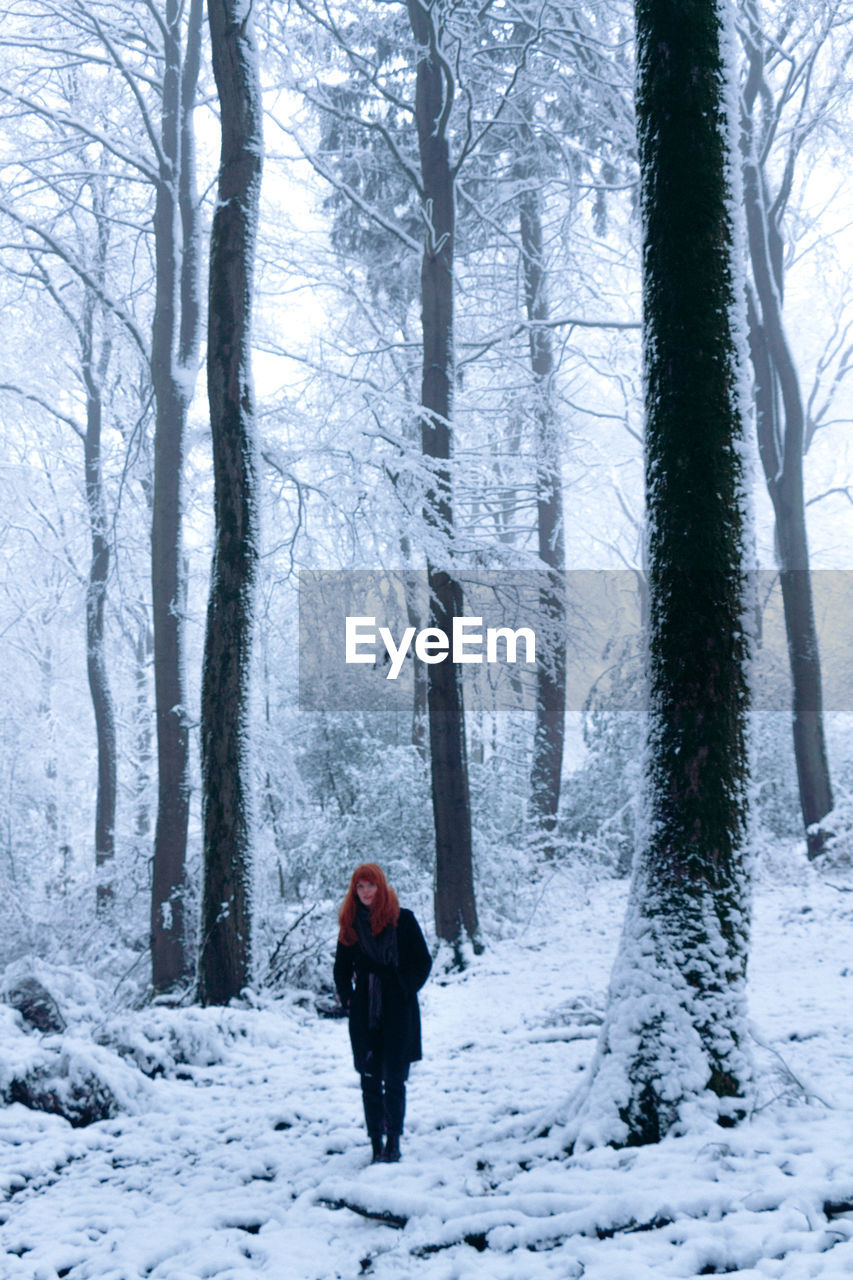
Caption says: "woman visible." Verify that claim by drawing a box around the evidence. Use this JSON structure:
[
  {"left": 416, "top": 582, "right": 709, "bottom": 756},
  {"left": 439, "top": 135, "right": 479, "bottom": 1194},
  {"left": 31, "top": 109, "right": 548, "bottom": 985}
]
[{"left": 334, "top": 863, "right": 431, "bottom": 1163}]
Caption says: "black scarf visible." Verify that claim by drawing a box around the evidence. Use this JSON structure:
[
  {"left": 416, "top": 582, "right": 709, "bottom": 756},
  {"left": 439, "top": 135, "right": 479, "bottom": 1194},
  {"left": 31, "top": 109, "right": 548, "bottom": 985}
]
[{"left": 355, "top": 902, "right": 399, "bottom": 1029}]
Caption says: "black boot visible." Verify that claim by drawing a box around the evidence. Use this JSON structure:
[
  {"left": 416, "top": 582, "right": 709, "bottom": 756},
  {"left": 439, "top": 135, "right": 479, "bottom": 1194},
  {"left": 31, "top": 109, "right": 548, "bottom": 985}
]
[
  {"left": 383, "top": 1134, "right": 400, "bottom": 1163},
  {"left": 370, "top": 1133, "right": 385, "bottom": 1163}
]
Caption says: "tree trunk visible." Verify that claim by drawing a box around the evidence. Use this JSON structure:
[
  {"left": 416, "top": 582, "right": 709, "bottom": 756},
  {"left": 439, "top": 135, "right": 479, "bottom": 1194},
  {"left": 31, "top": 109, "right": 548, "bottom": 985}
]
[
  {"left": 428, "top": 574, "right": 479, "bottom": 947},
  {"left": 150, "top": 373, "right": 189, "bottom": 984},
  {"left": 777, "top": 565, "right": 833, "bottom": 850},
  {"left": 84, "top": 364, "right": 117, "bottom": 915},
  {"left": 741, "top": 98, "right": 833, "bottom": 856},
  {"left": 564, "top": 0, "right": 753, "bottom": 1149},
  {"left": 81, "top": 213, "right": 117, "bottom": 917},
  {"left": 406, "top": 0, "right": 479, "bottom": 953},
  {"left": 400, "top": 557, "right": 428, "bottom": 760},
  {"left": 150, "top": 0, "right": 204, "bottom": 991},
  {"left": 519, "top": 183, "right": 567, "bottom": 854},
  {"left": 197, "top": 0, "right": 263, "bottom": 1007},
  {"left": 133, "top": 615, "right": 154, "bottom": 841},
  {"left": 37, "top": 644, "right": 58, "bottom": 847}
]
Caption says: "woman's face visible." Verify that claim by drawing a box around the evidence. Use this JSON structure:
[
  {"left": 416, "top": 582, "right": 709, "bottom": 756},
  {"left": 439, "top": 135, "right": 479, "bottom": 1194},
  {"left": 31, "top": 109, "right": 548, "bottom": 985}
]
[{"left": 356, "top": 879, "right": 378, "bottom": 907}]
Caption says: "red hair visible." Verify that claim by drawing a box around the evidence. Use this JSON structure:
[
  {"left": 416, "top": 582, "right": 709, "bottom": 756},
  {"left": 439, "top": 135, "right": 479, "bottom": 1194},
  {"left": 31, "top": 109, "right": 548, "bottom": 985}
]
[{"left": 338, "top": 862, "right": 400, "bottom": 944}]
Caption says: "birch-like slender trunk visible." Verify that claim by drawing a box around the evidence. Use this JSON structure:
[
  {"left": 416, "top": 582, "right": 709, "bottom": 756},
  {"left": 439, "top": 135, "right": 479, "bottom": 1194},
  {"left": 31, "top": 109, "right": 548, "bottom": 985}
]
[
  {"left": 519, "top": 182, "right": 567, "bottom": 853},
  {"left": 150, "top": 0, "right": 204, "bottom": 991},
  {"left": 81, "top": 199, "right": 117, "bottom": 915}
]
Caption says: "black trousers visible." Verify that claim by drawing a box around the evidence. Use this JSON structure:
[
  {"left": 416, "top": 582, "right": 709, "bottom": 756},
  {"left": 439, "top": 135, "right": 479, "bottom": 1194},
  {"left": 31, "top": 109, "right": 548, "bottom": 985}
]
[{"left": 360, "top": 1059, "right": 408, "bottom": 1137}]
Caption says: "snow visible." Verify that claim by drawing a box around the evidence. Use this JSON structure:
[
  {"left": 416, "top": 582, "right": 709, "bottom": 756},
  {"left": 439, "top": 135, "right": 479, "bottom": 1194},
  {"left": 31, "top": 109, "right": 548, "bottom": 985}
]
[{"left": 3, "top": 854, "right": 853, "bottom": 1280}]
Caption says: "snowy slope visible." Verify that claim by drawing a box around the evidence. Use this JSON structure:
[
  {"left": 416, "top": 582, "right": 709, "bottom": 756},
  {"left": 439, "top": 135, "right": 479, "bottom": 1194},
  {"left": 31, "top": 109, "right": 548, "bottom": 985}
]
[{"left": 2, "top": 854, "right": 853, "bottom": 1280}]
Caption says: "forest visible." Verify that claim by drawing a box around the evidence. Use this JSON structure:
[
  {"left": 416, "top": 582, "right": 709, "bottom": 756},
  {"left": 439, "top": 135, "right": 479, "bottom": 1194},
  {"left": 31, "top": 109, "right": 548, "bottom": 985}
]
[{"left": 2, "top": 0, "right": 853, "bottom": 1276}]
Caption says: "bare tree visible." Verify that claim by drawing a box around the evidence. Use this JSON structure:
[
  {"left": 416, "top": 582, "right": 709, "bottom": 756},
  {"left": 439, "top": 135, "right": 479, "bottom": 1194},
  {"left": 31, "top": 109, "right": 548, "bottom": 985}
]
[
  {"left": 1, "top": 0, "right": 206, "bottom": 983},
  {"left": 81, "top": 183, "right": 118, "bottom": 913},
  {"left": 740, "top": 0, "right": 853, "bottom": 856},
  {"left": 465, "top": 4, "right": 635, "bottom": 853},
  {"left": 280, "top": 0, "right": 638, "bottom": 894},
  {"left": 400, "top": 0, "right": 478, "bottom": 951},
  {"left": 148, "top": 0, "right": 205, "bottom": 990},
  {"left": 0, "top": 162, "right": 120, "bottom": 913}
]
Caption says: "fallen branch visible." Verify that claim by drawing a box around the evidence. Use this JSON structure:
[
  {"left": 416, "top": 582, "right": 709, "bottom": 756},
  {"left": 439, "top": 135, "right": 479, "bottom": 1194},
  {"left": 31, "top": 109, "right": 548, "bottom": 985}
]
[
  {"left": 411, "top": 1232, "right": 488, "bottom": 1256},
  {"left": 410, "top": 1208, "right": 679, "bottom": 1258},
  {"left": 318, "top": 1197, "right": 408, "bottom": 1229},
  {"left": 824, "top": 1199, "right": 853, "bottom": 1220}
]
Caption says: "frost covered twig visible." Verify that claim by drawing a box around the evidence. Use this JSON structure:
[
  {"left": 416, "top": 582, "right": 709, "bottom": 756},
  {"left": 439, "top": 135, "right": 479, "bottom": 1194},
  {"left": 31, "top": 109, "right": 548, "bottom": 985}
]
[{"left": 749, "top": 1025, "right": 834, "bottom": 1109}]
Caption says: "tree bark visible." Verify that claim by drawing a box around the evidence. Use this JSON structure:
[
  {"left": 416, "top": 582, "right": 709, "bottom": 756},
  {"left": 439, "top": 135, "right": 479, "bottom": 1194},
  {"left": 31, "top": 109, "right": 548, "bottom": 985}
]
[
  {"left": 197, "top": 0, "right": 263, "bottom": 1006},
  {"left": 400, "top": 554, "right": 428, "bottom": 760},
  {"left": 36, "top": 643, "right": 58, "bottom": 848},
  {"left": 519, "top": 183, "right": 567, "bottom": 853},
  {"left": 133, "top": 615, "right": 154, "bottom": 842},
  {"left": 81, "top": 203, "right": 117, "bottom": 916},
  {"left": 84, "top": 356, "right": 117, "bottom": 915},
  {"left": 150, "top": 0, "right": 204, "bottom": 991},
  {"left": 406, "top": 0, "right": 479, "bottom": 953},
  {"left": 564, "top": 0, "right": 753, "bottom": 1149}
]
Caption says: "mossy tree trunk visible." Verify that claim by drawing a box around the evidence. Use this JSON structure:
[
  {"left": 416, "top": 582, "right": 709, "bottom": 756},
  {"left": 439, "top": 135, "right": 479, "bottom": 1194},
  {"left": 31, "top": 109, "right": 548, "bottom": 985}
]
[{"left": 562, "top": 0, "right": 753, "bottom": 1149}]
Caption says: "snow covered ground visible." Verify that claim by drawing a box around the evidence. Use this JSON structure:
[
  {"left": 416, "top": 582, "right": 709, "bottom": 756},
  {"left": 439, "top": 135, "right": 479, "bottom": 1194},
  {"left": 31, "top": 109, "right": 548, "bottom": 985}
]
[{"left": 2, "top": 849, "right": 853, "bottom": 1280}]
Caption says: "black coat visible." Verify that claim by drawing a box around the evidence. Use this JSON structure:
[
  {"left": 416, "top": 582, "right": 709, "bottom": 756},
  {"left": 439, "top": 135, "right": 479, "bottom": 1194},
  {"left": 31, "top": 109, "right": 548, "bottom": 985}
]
[{"left": 334, "top": 907, "right": 432, "bottom": 1075}]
